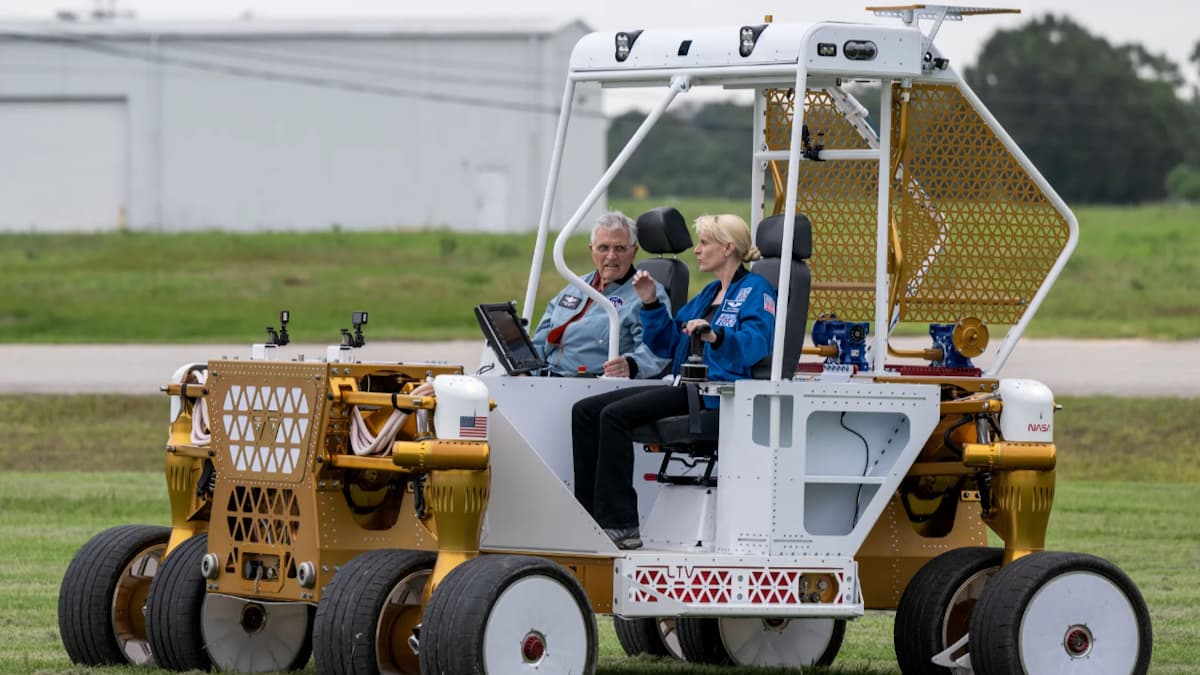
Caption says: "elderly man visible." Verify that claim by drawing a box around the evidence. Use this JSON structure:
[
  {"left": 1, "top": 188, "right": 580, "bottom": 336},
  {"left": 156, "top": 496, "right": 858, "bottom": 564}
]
[{"left": 532, "top": 211, "right": 671, "bottom": 378}]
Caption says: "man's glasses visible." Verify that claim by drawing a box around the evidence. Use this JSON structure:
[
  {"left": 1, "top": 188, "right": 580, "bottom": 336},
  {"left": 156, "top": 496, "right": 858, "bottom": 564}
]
[{"left": 593, "top": 244, "right": 634, "bottom": 254}]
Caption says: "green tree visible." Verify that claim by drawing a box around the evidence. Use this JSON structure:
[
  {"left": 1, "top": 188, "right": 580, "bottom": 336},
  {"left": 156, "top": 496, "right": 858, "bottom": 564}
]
[
  {"left": 608, "top": 102, "right": 753, "bottom": 200},
  {"left": 965, "top": 15, "right": 1197, "bottom": 203}
]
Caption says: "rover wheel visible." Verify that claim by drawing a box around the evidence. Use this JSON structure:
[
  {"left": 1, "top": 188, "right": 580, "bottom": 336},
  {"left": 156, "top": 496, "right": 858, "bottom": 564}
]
[
  {"left": 312, "top": 549, "right": 436, "bottom": 675},
  {"left": 612, "top": 616, "right": 683, "bottom": 660},
  {"left": 894, "top": 546, "right": 1003, "bottom": 674},
  {"left": 678, "top": 616, "right": 845, "bottom": 667},
  {"left": 202, "top": 596, "right": 314, "bottom": 672},
  {"left": 58, "top": 524, "right": 170, "bottom": 666},
  {"left": 418, "top": 555, "right": 598, "bottom": 674},
  {"left": 970, "top": 551, "right": 1152, "bottom": 675},
  {"left": 145, "top": 533, "right": 211, "bottom": 671}
]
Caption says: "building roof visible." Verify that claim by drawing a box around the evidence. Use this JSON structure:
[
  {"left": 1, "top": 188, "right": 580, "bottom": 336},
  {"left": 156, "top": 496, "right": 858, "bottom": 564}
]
[{"left": 0, "top": 15, "right": 589, "bottom": 39}]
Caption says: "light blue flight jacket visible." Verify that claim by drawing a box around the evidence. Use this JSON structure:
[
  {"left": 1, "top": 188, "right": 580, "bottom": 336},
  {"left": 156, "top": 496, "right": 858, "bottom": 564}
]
[{"left": 532, "top": 271, "right": 672, "bottom": 377}]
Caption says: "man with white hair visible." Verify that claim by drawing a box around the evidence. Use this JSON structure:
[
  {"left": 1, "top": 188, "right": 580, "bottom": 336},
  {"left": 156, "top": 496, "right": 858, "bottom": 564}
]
[{"left": 531, "top": 211, "right": 671, "bottom": 378}]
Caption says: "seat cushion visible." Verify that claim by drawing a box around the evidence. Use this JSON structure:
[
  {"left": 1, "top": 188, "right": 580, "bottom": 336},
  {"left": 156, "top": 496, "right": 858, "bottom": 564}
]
[{"left": 631, "top": 409, "right": 720, "bottom": 447}]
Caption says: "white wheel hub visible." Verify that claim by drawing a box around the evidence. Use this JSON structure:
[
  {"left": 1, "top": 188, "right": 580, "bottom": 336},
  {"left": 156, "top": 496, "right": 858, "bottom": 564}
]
[
  {"left": 1019, "top": 571, "right": 1141, "bottom": 674},
  {"left": 718, "top": 617, "right": 836, "bottom": 667},
  {"left": 482, "top": 575, "right": 588, "bottom": 673},
  {"left": 201, "top": 594, "right": 310, "bottom": 673}
]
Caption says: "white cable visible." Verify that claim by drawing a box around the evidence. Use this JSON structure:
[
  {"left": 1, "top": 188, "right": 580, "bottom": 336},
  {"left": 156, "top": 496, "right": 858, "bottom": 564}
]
[
  {"left": 349, "top": 407, "right": 408, "bottom": 456},
  {"left": 188, "top": 369, "right": 211, "bottom": 446}
]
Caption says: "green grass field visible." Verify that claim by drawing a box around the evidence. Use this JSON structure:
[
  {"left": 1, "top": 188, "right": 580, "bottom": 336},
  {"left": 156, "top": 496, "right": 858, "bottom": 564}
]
[
  {"left": 1, "top": 202, "right": 1196, "bottom": 343},
  {"left": 1, "top": 394, "right": 1197, "bottom": 673}
]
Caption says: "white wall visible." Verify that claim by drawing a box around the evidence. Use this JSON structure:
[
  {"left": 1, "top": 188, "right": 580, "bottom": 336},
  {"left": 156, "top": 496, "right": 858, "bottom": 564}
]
[
  {"left": 0, "top": 22, "right": 605, "bottom": 232},
  {"left": 0, "top": 97, "right": 128, "bottom": 231}
]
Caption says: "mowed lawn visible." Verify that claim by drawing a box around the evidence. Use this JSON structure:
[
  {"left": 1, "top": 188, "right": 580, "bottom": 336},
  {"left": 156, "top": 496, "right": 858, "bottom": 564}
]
[
  {"left": 0, "top": 202, "right": 1197, "bottom": 343},
  {"left": 0, "top": 394, "right": 1197, "bottom": 673}
]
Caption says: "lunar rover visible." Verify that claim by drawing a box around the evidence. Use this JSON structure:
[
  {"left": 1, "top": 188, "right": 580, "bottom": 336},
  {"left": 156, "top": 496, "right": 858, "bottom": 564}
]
[{"left": 59, "top": 5, "right": 1152, "bottom": 674}]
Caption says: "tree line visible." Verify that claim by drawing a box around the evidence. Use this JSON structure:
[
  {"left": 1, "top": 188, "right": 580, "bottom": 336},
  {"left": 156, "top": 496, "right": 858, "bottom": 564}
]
[{"left": 608, "top": 15, "right": 1200, "bottom": 204}]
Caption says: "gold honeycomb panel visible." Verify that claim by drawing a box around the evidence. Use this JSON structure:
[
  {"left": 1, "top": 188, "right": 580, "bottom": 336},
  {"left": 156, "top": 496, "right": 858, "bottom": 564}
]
[
  {"left": 892, "top": 83, "right": 1070, "bottom": 325},
  {"left": 206, "top": 361, "right": 328, "bottom": 484},
  {"left": 766, "top": 88, "right": 879, "bottom": 321},
  {"left": 222, "top": 485, "right": 301, "bottom": 582},
  {"left": 764, "top": 85, "right": 1070, "bottom": 324}
]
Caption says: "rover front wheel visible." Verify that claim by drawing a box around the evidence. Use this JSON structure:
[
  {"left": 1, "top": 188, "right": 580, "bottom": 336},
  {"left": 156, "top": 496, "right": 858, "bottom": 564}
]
[
  {"left": 894, "top": 546, "right": 1003, "bottom": 674},
  {"left": 969, "top": 551, "right": 1152, "bottom": 675},
  {"left": 58, "top": 524, "right": 170, "bottom": 666},
  {"left": 145, "top": 533, "right": 211, "bottom": 671},
  {"left": 418, "top": 555, "right": 598, "bottom": 674},
  {"left": 312, "top": 549, "right": 436, "bottom": 675}
]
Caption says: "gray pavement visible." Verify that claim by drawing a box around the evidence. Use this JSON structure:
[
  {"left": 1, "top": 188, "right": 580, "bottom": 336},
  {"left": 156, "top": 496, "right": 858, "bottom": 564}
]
[{"left": 1, "top": 337, "right": 1197, "bottom": 397}]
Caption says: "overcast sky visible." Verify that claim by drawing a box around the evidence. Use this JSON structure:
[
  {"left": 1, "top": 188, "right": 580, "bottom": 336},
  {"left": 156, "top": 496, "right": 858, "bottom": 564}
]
[{"left": 2, "top": 0, "right": 1196, "bottom": 111}]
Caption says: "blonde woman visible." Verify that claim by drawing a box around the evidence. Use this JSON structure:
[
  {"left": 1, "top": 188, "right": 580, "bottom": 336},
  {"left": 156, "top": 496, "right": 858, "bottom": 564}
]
[{"left": 571, "top": 214, "right": 777, "bottom": 549}]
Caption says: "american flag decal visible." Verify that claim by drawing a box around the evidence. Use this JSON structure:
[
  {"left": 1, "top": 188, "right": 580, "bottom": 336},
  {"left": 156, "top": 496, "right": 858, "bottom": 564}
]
[{"left": 459, "top": 415, "right": 488, "bottom": 438}]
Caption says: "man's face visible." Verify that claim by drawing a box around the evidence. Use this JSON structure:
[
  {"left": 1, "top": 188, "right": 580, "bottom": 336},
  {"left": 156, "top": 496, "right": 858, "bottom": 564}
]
[{"left": 590, "top": 227, "right": 637, "bottom": 285}]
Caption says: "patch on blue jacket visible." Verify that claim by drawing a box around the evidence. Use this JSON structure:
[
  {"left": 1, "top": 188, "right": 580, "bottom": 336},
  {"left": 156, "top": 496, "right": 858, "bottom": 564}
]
[
  {"left": 714, "top": 313, "right": 737, "bottom": 328},
  {"left": 559, "top": 295, "right": 582, "bottom": 309}
]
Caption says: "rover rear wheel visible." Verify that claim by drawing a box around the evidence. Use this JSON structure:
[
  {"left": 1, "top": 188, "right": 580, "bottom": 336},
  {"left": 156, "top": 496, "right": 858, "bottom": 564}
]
[
  {"left": 312, "top": 549, "right": 436, "bottom": 675},
  {"left": 612, "top": 616, "right": 683, "bottom": 660},
  {"left": 418, "top": 555, "right": 597, "bottom": 674},
  {"left": 969, "top": 551, "right": 1152, "bottom": 675},
  {"left": 58, "top": 524, "right": 170, "bottom": 666},
  {"left": 894, "top": 546, "right": 1003, "bottom": 674}
]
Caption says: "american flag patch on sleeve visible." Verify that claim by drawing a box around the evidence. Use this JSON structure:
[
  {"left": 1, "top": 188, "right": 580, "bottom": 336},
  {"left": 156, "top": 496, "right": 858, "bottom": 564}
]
[
  {"left": 459, "top": 415, "right": 488, "bottom": 438},
  {"left": 764, "top": 295, "right": 776, "bottom": 315}
]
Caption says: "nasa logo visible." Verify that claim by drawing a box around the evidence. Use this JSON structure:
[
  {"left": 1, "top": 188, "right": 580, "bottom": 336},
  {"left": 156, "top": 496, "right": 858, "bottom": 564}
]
[{"left": 1027, "top": 422, "right": 1051, "bottom": 433}]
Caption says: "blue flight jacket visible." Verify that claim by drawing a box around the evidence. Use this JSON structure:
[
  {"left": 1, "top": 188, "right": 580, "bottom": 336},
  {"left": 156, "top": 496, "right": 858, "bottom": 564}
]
[
  {"left": 641, "top": 267, "right": 777, "bottom": 382},
  {"left": 532, "top": 271, "right": 672, "bottom": 377}
]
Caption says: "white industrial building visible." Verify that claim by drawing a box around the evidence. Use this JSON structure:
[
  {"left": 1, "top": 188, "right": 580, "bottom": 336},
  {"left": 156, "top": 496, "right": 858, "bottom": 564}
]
[{"left": 0, "top": 16, "right": 605, "bottom": 232}]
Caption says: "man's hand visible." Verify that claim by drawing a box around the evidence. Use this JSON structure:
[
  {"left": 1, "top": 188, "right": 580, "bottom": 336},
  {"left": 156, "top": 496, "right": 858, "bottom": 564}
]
[
  {"left": 683, "top": 319, "right": 717, "bottom": 343},
  {"left": 602, "top": 356, "right": 631, "bottom": 378},
  {"left": 632, "top": 269, "right": 658, "bottom": 304}
]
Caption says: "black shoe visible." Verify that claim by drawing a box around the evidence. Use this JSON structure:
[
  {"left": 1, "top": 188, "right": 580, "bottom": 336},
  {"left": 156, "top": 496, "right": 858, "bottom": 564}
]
[{"left": 604, "top": 526, "right": 642, "bottom": 550}]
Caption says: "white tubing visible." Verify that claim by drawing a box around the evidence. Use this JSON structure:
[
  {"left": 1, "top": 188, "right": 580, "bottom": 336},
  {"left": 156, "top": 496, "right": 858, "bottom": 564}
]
[{"left": 551, "top": 76, "right": 690, "bottom": 361}]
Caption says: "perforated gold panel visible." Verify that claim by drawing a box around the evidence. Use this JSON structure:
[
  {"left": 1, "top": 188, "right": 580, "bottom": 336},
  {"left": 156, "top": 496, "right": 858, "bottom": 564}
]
[
  {"left": 766, "top": 88, "right": 879, "bottom": 321},
  {"left": 223, "top": 486, "right": 301, "bottom": 581},
  {"left": 892, "top": 84, "right": 1070, "bottom": 324},
  {"left": 764, "top": 84, "right": 1070, "bottom": 325}
]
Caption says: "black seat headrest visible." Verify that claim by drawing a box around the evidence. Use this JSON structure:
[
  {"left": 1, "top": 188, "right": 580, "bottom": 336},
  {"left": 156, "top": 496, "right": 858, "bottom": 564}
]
[
  {"left": 756, "top": 213, "right": 813, "bottom": 260},
  {"left": 636, "top": 207, "right": 692, "bottom": 255}
]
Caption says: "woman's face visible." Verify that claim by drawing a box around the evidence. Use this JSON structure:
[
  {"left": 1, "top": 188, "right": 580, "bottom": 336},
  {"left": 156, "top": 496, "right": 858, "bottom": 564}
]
[{"left": 694, "top": 231, "right": 730, "bottom": 273}]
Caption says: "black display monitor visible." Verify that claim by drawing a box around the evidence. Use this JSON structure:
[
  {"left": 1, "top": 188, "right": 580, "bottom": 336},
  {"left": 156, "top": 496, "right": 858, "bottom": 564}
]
[{"left": 474, "top": 302, "right": 546, "bottom": 375}]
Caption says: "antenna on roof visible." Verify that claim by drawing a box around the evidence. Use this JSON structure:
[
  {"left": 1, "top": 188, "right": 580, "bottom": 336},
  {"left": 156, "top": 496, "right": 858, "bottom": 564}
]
[{"left": 866, "top": 4, "right": 1019, "bottom": 71}]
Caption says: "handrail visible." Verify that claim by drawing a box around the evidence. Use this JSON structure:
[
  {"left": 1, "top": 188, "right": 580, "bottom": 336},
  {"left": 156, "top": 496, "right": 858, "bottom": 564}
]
[
  {"left": 549, "top": 76, "right": 691, "bottom": 364},
  {"left": 522, "top": 79, "right": 577, "bottom": 324}
]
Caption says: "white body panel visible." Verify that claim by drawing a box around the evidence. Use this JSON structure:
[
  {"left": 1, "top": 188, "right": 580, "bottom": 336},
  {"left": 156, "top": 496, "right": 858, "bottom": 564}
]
[
  {"left": 431, "top": 375, "right": 490, "bottom": 441},
  {"left": 614, "top": 553, "right": 862, "bottom": 618},
  {"left": 998, "top": 378, "right": 1055, "bottom": 442},
  {"left": 713, "top": 379, "right": 940, "bottom": 557}
]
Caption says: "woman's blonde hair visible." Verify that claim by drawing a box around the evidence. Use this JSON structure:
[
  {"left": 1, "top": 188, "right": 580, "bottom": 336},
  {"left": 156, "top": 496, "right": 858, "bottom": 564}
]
[{"left": 695, "top": 214, "right": 761, "bottom": 263}]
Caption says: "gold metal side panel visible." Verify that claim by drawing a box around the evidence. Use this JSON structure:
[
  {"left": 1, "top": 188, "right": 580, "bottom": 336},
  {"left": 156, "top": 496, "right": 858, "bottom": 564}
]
[
  {"left": 205, "top": 361, "right": 328, "bottom": 601},
  {"left": 856, "top": 495, "right": 988, "bottom": 610},
  {"left": 766, "top": 88, "right": 880, "bottom": 321},
  {"left": 891, "top": 83, "right": 1070, "bottom": 325}
]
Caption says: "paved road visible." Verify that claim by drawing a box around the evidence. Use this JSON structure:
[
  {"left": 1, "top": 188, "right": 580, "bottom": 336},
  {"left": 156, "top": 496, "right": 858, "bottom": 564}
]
[{"left": 1, "top": 338, "right": 1197, "bottom": 397}]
